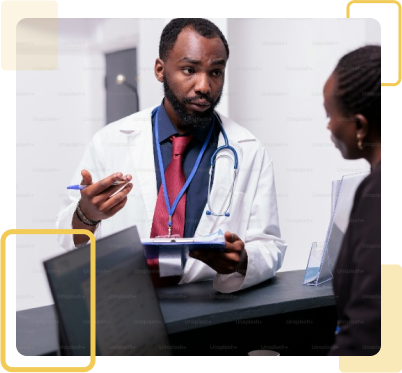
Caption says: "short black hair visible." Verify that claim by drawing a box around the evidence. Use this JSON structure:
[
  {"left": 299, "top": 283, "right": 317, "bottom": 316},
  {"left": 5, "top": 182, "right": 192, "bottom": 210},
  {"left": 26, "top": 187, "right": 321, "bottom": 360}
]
[
  {"left": 334, "top": 45, "right": 381, "bottom": 133},
  {"left": 159, "top": 18, "right": 229, "bottom": 61}
]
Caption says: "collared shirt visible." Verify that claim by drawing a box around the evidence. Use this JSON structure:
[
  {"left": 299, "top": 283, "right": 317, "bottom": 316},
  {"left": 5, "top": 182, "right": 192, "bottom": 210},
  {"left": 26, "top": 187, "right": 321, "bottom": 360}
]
[{"left": 152, "top": 101, "right": 220, "bottom": 237}]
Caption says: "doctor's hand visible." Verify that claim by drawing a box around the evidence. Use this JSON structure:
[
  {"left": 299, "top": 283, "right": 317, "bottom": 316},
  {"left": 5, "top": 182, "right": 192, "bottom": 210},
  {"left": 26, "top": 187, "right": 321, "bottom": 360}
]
[
  {"left": 72, "top": 170, "right": 133, "bottom": 246},
  {"left": 189, "top": 231, "right": 248, "bottom": 276},
  {"left": 78, "top": 169, "right": 133, "bottom": 222}
]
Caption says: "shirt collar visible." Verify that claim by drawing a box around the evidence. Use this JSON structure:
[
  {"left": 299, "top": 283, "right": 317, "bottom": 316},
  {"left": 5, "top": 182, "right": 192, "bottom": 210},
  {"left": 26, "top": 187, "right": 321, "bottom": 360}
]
[{"left": 157, "top": 99, "right": 213, "bottom": 143}]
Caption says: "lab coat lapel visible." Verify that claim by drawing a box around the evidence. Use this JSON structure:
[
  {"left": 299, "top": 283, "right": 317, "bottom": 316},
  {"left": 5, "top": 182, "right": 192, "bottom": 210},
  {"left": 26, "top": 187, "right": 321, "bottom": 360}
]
[{"left": 122, "top": 109, "right": 157, "bottom": 229}]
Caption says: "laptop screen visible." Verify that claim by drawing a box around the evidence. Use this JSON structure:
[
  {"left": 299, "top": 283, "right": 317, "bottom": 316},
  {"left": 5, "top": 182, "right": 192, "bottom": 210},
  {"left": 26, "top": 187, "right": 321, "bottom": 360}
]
[{"left": 44, "top": 226, "right": 171, "bottom": 356}]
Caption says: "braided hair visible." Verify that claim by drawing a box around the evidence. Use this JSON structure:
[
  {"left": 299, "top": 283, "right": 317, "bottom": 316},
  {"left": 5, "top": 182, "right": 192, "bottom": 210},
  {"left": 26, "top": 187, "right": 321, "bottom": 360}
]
[
  {"left": 159, "top": 18, "right": 229, "bottom": 61},
  {"left": 334, "top": 45, "right": 381, "bottom": 134}
]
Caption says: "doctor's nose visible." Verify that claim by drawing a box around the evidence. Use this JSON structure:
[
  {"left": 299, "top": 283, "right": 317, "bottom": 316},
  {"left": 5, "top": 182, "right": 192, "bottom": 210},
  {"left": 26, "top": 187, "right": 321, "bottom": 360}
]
[{"left": 194, "top": 73, "right": 211, "bottom": 96}]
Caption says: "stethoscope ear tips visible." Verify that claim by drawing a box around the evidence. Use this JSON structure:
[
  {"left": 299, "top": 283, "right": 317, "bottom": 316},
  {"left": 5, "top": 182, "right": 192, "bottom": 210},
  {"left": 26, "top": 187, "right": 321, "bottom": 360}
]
[
  {"left": 225, "top": 212, "right": 230, "bottom": 217},
  {"left": 206, "top": 210, "right": 212, "bottom": 215}
]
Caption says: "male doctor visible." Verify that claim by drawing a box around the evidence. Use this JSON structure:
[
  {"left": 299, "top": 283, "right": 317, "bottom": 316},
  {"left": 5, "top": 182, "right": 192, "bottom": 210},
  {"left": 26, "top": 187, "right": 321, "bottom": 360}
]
[{"left": 56, "top": 18, "right": 287, "bottom": 293}]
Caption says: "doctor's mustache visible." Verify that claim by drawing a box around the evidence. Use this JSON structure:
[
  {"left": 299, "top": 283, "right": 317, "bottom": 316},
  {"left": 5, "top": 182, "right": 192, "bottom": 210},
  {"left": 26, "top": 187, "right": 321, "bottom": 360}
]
[{"left": 182, "top": 94, "right": 215, "bottom": 104}]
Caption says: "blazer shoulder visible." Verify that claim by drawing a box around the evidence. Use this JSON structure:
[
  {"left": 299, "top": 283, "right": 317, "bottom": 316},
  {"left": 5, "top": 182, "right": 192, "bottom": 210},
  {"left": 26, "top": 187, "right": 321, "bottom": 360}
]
[{"left": 353, "top": 163, "right": 381, "bottom": 208}]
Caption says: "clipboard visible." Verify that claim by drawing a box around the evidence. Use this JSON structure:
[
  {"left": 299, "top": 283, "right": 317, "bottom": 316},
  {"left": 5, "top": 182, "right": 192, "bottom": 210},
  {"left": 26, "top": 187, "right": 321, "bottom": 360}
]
[
  {"left": 141, "top": 229, "right": 225, "bottom": 254},
  {"left": 141, "top": 230, "right": 226, "bottom": 277},
  {"left": 141, "top": 238, "right": 225, "bottom": 251}
]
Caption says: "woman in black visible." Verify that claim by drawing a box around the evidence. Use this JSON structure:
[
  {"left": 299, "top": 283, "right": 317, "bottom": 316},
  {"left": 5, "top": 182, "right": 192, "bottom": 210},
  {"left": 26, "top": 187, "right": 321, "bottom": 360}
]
[{"left": 323, "top": 46, "right": 381, "bottom": 356}]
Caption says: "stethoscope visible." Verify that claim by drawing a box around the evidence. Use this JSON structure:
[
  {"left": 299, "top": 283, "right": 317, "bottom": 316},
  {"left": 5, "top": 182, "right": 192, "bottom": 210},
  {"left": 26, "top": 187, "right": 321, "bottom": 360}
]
[
  {"left": 152, "top": 105, "right": 238, "bottom": 236},
  {"left": 206, "top": 112, "right": 238, "bottom": 217}
]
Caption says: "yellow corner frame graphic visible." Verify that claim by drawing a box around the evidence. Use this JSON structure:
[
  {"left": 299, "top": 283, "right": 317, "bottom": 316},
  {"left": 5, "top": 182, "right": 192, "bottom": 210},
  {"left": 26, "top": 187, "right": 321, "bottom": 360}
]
[
  {"left": 0, "top": 229, "right": 96, "bottom": 372},
  {"left": 1, "top": 0, "right": 58, "bottom": 71},
  {"left": 347, "top": 0, "right": 401, "bottom": 86}
]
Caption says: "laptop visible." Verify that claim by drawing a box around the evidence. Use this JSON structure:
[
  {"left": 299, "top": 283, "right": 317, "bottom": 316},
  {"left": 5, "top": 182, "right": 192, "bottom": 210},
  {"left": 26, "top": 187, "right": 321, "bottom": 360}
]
[{"left": 44, "top": 226, "right": 171, "bottom": 356}]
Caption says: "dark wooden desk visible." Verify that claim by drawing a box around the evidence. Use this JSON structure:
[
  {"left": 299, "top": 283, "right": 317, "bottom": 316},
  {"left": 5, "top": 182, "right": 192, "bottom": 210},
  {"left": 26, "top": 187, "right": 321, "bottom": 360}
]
[{"left": 17, "top": 270, "right": 337, "bottom": 356}]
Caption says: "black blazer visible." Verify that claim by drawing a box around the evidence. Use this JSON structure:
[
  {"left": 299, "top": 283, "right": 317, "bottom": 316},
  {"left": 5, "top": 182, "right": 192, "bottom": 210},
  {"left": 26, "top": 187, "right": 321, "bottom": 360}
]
[{"left": 328, "top": 161, "right": 381, "bottom": 356}]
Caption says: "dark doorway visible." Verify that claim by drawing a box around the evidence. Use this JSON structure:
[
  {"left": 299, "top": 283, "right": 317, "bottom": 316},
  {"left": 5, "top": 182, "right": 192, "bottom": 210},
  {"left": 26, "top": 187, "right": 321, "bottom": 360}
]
[{"left": 105, "top": 48, "right": 139, "bottom": 125}]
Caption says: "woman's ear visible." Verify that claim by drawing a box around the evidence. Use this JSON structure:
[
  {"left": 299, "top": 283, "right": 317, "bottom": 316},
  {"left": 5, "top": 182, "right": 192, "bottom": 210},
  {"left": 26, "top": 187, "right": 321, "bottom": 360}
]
[
  {"left": 354, "top": 114, "right": 369, "bottom": 140},
  {"left": 154, "top": 58, "right": 165, "bottom": 83}
]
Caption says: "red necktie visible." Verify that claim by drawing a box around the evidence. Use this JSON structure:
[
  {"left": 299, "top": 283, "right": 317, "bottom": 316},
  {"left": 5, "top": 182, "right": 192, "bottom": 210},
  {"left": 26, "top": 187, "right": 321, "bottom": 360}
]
[{"left": 148, "top": 135, "right": 193, "bottom": 287}]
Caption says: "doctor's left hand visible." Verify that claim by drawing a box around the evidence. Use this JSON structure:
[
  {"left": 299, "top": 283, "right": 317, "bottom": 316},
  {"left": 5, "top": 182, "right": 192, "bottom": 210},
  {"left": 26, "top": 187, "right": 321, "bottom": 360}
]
[{"left": 189, "top": 231, "right": 248, "bottom": 276}]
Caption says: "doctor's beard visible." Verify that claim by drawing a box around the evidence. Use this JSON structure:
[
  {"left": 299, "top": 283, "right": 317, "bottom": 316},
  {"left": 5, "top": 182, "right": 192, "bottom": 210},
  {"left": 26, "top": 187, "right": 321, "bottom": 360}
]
[{"left": 163, "top": 76, "right": 222, "bottom": 129}]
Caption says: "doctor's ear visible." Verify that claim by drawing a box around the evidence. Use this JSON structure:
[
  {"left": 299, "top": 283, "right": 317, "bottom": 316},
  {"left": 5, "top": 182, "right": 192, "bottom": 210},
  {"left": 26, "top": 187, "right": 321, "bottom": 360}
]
[{"left": 154, "top": 58, "right": 165, "bottom": 83}]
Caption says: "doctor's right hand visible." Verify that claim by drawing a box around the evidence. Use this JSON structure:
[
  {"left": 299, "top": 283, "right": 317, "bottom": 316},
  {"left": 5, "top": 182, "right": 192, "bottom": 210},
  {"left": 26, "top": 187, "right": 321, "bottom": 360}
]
[
  {"left": 77, "top": 169, "right": 133, "bottom": 222},
  {"left": 72, "top": 170, "right": 133, "bottom": 246}
]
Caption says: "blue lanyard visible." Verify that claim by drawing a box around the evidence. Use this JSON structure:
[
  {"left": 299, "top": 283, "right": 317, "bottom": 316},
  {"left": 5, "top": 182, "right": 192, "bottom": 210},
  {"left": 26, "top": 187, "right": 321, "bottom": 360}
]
[{"left": 154, "top": 106, "right": 215, "bottom": 235}]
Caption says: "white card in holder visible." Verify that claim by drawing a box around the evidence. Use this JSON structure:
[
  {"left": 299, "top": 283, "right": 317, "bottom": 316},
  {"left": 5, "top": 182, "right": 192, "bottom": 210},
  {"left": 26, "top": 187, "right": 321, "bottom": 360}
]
[{"left": 303, "top": 172, "right": 369, "bottom": 286}]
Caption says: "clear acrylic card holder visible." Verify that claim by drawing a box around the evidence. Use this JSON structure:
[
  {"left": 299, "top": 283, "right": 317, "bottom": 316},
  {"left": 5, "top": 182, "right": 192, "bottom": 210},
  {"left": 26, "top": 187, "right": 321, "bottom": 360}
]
[{"left": 303, "top": 172, "right": 370, "bottom": 286}]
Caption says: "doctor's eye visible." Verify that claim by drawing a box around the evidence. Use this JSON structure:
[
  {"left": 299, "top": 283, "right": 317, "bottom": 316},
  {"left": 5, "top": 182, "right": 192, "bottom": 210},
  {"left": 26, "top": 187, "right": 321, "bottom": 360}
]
[
  {"left": 211, "top": 69, "right": 223, "bottom": 77},
  {"left": 182, "top": 67, "right": 196, "bottom": 75}
]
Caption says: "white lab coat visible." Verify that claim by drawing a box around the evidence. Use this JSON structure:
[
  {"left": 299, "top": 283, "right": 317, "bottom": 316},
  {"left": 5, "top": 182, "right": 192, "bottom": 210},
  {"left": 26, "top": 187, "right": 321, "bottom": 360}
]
[{"left": 56, "top": 105, "right": 287, "bottom": 293}]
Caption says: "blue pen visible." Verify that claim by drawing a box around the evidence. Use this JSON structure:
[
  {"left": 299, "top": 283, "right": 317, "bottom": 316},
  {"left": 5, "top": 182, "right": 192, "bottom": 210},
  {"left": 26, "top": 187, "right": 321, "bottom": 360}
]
[{"left": 67, "top": 181, "right": 127, "bottom": 190}]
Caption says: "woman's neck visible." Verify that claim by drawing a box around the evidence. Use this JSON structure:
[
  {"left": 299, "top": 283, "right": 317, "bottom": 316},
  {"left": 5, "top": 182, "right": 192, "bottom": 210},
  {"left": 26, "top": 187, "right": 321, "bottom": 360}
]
[{"left": 365, "top": 141, "right": 381, "bottom": 170}]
